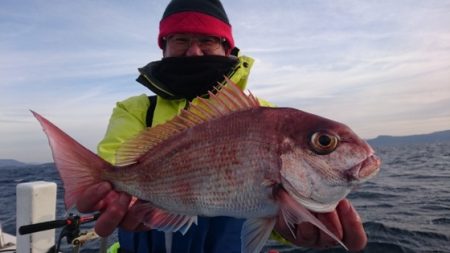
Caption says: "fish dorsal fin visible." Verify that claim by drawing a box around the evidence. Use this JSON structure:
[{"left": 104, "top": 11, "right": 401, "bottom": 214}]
[{"left": 115, "top": 77, "right": 260, "bottom": 166}]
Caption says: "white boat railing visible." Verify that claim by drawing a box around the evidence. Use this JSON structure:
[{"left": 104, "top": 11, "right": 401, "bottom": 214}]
[
  {"left": 5, "top": 181, "right": 108, "bottom": 253},
  {"left": 17, "top": 181, "right": 57, "bottom": 253}
]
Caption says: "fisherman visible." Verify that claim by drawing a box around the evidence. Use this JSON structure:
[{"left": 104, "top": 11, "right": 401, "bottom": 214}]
[{"left": 76, "top": 0, "right": 368, "bottom": 252}]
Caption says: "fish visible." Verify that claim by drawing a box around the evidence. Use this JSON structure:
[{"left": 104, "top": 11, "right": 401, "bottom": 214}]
[{"left": 32, "top": 79, "right": 381, "bottom": 253}]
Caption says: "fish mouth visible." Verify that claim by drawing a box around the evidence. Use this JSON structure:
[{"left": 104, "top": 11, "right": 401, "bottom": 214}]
[{"left": 346, "top": 154, "right": 381, "bottom": 182}]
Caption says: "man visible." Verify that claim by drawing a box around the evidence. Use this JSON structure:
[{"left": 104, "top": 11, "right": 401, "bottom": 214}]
[{"left": 77, "top": 0, "right": 367, "bottom": 252}]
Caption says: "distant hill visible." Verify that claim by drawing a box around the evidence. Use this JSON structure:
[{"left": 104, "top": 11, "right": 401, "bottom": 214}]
[
  {"left": 0, "top": 159, "right": 30, "bottom": 168},
  {"left": 368, "top": 130, "right": 450, "bottom": 146},
  {"left": 2, "top": 130, "right": 449, "bottom": 165}
]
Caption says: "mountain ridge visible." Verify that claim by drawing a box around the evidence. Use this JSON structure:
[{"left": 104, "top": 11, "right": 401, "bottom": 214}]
[
  {"left": 367, "top": 130, "right": 450, "bottom": 146},
  {"left": 0, "top": 159, "right": 31, "bottom": 168}
]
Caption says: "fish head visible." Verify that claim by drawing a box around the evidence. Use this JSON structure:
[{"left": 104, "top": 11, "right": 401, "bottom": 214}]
[{"left": 277, "top": 108, "right": 381, "bottom": 212}]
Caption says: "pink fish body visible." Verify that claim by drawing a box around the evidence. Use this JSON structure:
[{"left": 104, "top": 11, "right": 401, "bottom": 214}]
[{"left": 32, "top": 80, "right": 380, "bottom": 253}]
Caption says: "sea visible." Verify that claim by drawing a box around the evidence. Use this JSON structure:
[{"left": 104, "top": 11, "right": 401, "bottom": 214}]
[{"left": 1, "top": 141, "right": 449, "bottom": 253}]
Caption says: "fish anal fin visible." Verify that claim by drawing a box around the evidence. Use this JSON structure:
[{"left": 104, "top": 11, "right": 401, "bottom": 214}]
[
  {"left": 277, "top": 189, "right": 349, "bottom": 250},
  {"left": 241, "top": 217, "right": 276, "bottom": 253}
]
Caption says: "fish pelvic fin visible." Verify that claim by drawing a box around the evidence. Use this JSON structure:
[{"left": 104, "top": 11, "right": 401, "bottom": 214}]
[
  {"left": 277, "top": 188, "right": 348, "bottom": 251},
  {"left": 241, "top": 217, "right": 276, "bottom": 253},
  {"left": 31, "top": 110, "right": 112, "bottom": 209},
  {"left": 132, "top": 202, "right": 197, "bottom": 235},
  {"left": 115, "top": 78, "right": 260, "bottom": 166}
]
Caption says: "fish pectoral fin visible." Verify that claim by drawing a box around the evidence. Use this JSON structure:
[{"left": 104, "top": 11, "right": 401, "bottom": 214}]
[
  {"left": 277, "top": 189, "right": 348, "bottom": 250},
  {"left": 133, "top": 203, "right": 197, "bottom": 235},
  {"left": 241, "top": 217, "right": 276, "bottom": 253}
]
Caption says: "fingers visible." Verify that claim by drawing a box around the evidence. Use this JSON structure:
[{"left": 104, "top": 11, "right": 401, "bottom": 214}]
[
  {"left": 316, "top": 211, "right": 343, "bottom": 248},
  {"left": 274, "top": 211, "right": 342, "bottom": 249},
  {"left": 295, "top": 221, "right": 319, "bottom": 247},
  {"left": 337, "top": 199, "right": 367, "bottom": 252},
  {"left": 76, "top": 182, "right": 112, "bottom": 212},
  {"left": 120, "top": 200, "right": 152, "bottom": 231},
  {"left": 301, "top": 200, "right": 366, "bottom": 251},
  {"left": 94, "top": 192, "right": 132, "bottom": 237},
  {"left": 75, "top": 182, "right": 142, "bottom": 236},
  {"left": 293, "top": 211, "right": 343, "bottom": 248},
  {"left": 275, "top": 199, "right": 366, "bottom": 251}
]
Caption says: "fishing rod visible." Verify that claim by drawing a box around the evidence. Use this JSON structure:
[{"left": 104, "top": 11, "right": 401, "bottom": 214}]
[{"left": 19, "top": 213, "right": 100, "bottom": 253}]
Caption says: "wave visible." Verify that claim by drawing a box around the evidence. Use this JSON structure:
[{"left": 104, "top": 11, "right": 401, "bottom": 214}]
[
  {"left": 289, "top": 242, "right": 416, "bottom": 253},
  {"left": 432, "top": 217, "right": 450, "bottom": 225},
  {"left": 2, "top": 142, "right": 450, "bottom": 252},
  {"left": 266, "top": 221, "right": 450, "bottom": 253},
  {"left": 362, "top": 222, "right": 450, "bottom": 253},
  {"left": 350, "top": 191, "right": 399, "bottom": 200}
]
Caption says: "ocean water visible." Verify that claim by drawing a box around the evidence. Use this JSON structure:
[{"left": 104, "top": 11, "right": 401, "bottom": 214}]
[{"left": 1, "top": 141, "right": 449, "bottom": 252}]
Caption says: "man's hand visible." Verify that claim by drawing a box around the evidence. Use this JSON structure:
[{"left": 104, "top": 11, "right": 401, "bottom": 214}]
[
  {"left": 76, "top": 182, "right": 150, "bottom": 237},
  {"left": 275, "top": 199, "right": 367, "bottom": 252}
]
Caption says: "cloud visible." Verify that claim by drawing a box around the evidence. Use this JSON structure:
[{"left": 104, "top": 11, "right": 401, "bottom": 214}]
[{"left": 1, "top": 0, "right": 450, "bottom": 162}]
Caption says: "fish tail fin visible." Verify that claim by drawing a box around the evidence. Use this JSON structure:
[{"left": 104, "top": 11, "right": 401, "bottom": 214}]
[{"left": 31, "top": 110, "right": 112, "bottom": 209}]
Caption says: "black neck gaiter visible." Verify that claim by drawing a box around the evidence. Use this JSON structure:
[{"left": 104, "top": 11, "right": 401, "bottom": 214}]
[{"left": 137, "top": 55, "right": 239, "bottom": 100}]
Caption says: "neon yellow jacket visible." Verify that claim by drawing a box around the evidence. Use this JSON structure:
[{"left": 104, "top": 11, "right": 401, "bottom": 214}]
[{"left": 97, "top": 55, "right": 272, "bottom": 163}]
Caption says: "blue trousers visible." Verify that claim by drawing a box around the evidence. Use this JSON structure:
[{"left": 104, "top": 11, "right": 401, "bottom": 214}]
[{"left": 118, "top": 216, "right": 244, "bottom": 253}]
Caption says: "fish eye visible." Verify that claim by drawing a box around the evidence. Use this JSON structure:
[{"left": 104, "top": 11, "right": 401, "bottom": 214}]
[{"left": 309, "top": 131, "right": 340, "bottom": 155}]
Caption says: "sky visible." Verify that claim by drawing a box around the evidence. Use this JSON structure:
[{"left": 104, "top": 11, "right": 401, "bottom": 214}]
[{"left": 1, "top": 0, "right": 449, "bottom": 163}]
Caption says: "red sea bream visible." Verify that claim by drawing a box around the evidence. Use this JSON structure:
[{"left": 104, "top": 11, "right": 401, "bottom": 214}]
[{"left": 32, "top": 80, "right": 380, "bottom": 253}]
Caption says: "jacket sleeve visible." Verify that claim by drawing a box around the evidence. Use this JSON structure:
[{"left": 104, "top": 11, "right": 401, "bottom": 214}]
[
  {"left": 97, "top": 94, "right": 150, "bottom": 164},
  {"left": 258, "top": 98, "right": 275, "bottom": 107}
]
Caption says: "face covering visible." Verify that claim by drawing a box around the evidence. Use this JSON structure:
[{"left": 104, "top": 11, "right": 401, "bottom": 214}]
[{"left": 137, "top": 55, "right": 239, "bottom": 100}]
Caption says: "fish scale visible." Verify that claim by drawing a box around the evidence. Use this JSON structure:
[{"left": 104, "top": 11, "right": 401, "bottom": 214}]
[
  {"left": 31, "top": 79, "right": 380, "bottom": 253},
  {"left": 109, "top": 110, "right": 281, "bottom": 217}
]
